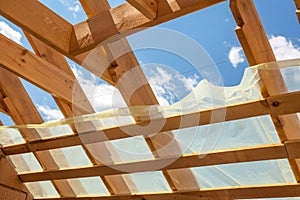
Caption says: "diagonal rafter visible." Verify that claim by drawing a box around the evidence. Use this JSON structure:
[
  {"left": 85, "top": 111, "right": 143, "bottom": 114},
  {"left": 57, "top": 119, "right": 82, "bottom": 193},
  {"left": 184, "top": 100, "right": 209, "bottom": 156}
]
[
  {"left": 0, "top": 69, "right": 86, "bottom": 197},
  {"left": 0, "top": 0, "right": 225, "bottom": 56},
  {"left": 230, "top": 0, "right": 300, "bottom": 181},
  {"left": 127, "top": 0, "right": 158, "bottom": 19}
]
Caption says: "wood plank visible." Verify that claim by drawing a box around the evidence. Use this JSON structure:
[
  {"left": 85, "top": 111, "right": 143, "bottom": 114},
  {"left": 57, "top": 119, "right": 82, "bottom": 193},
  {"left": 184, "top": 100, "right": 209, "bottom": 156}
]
[
  {"left": 0, "top": 0, "right": 72, "bottom": 54},
  {"left": 127, "top": 0, "right": 158, "bottom": 19},
  {"left": 33, "top": 184, "right": 300, "bottom": 199},
  {"left": 79, "top": 0, "right": 138, "bottom": 194},
  {"left": 230, "top": 0, "right": 300, "bottom": 181},
  {"left": 70, "top": 0, "right": 225, "bottom": 55},
  {"left": 0, "top": 99, "right": 272, "bottom": 155},
  {"left": 0, "top": 98, "right": 8, "bottom": 115},
  {"left": 79, "top": 0, "right": 198, "bottom": 191},
  {"left": 295, "top": 0, "right": 300, "bottom": 23},
  {"left": 0, "top": 69, "right": 84, "bottom": 196},
  {"left": 0, "top": 183, "right": 27, "bottom": 200},
  {"left": 19, "top": 144, "right": 287, "bottom": 182},
  {"left": 0, "top": 35, "right": 90, "bottom": 114}
]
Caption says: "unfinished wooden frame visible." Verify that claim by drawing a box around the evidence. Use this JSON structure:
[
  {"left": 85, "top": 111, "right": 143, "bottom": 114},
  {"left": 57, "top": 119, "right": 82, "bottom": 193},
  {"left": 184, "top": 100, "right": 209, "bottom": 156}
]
[{"left": 0, "top": 0, "right": 299, "bottom": 199}]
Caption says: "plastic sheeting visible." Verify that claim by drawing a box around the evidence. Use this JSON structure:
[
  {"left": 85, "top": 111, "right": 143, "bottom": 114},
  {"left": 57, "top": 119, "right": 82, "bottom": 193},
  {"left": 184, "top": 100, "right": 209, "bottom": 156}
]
[{"left": 1, "top": 59, "right": 300, "bottom": 197}]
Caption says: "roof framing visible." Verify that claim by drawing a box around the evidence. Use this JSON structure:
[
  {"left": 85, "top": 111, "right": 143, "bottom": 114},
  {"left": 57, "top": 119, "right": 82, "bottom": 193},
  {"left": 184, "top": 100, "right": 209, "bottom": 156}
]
[{"left": 0, "top": 0, "right": 299, "bottom": 199}]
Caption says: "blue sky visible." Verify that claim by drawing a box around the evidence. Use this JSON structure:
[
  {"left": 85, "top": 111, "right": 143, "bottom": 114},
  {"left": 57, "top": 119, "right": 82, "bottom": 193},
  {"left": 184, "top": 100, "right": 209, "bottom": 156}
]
[{"left": 0, "top": 0, "right": 299, "bottom": 124}]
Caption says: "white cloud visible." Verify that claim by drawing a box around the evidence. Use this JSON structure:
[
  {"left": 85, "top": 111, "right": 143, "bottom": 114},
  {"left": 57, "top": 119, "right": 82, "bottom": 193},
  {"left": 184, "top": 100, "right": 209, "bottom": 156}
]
[
  {"left": 69, "top": 4, "right": 80, "bottom": 13},
  {"left": 37, "top": 104, "right": 64, "bottom": 121},
  {"left": 146, "top": 66, "right": 199, "bottom": 105},
  {"left": 269, "top": 35, "right": 300, "bottom": 60},
  {"left": 71, "top": 65, "right": 127, "bottom": 112},
  {"left": 0, "top": 21, "right": 22, "bottom": 44},
  {"left": 228, "top": 46, "right": 245, "bottom": 68},
  {"left": 71, "top": 63, "right": 199, "bottom": 109},
  {"left": 68, "top": 4, "right": 80, "bottom": 19}
]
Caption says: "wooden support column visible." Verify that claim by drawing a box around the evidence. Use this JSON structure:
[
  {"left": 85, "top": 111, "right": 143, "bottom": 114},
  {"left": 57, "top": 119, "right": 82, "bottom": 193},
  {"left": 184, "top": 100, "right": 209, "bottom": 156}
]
[
  {"left": 230, "top": 0, "right": 300, "bottom": 181},
  {"left": 80, "top": 0, "right": 200, "bottom": 192}
]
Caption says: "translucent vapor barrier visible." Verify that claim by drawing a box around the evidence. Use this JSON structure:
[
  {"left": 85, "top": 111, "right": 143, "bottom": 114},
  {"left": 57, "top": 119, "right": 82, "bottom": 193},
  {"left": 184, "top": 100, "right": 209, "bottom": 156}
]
[{"left": 0, "top": 58, "right": 299, "bottom": 198}]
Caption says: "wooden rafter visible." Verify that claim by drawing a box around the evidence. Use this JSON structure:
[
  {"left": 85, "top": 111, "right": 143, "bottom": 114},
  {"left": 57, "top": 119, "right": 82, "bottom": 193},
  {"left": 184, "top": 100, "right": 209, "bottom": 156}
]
[
  {"left": 295, "top": 0, "right": 300, "bottom": 23},
  {"left": 127, "top": 0, "right": 158, "bottom": 19},
  {"left": 23, "top": 31, "right": 120, "bottom": 195},
  {"left": 79, "top": 0, "right": 199, "bottom": 192},
  {"left": 3, "top": 90, "right": 300, "bottom": 156},
  {"left": 0, "top": 69, "right": 86, "bottom": 196},
  {"left": 0, "top": 0, "right": 225, "bottom": 56},
  {"left": 230, "top": 0, "right": 300, "bottom": 181},
  {"left": 0, "top": 35, "right": 91, "bottom": 115}
]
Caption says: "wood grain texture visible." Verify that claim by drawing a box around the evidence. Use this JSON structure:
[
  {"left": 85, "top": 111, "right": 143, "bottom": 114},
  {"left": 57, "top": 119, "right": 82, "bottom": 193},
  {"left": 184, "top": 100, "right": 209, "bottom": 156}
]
[{"left": 19, "top": 144, "right": 287, "bottom": 182}]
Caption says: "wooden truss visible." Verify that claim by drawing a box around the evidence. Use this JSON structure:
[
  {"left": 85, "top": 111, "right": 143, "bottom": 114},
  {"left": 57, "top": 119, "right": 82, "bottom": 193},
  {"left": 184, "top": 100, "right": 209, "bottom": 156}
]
[{"left": 0, "top": 0, "right": 299, "bottom": 199}]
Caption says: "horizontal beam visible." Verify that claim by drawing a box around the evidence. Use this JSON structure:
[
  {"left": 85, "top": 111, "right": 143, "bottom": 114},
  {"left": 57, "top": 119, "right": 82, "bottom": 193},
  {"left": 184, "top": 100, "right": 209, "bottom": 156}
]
[
  {"left": 2, "top": 99, "right": 269, "bottom": 155},
  {"left": 34, "top": 184, "right": 300, "bottom": 199},
  {"left": 19, "top": 144, "right": 288, "bottom": 182},
  {"left": 0, "top": 34, "right": 91, "bottom": 114},
  {"left": 3, "top": 90, "right": 300, "bottom": 155},
  {"left": 70, "top": 0, "right": 225, "bottom": 55}
]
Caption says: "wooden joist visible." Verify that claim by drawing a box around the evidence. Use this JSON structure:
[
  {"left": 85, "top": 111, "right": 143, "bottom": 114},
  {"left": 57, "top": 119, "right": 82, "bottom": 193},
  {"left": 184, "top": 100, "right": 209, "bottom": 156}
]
[
  {"left": 19, "top": 143, "right": 288, "bottom": 182},
  {"left": 3, "top": 90, "right": 300, "bottom": 156},
  {"left": 1, "top": 99, "right": 268, "bottom": 155},
  {"left": 127, "top": 0, "right": 158, "bottom": 19},
  {"left": 33, "top": 184, "right": 300, "bottom": 200}
]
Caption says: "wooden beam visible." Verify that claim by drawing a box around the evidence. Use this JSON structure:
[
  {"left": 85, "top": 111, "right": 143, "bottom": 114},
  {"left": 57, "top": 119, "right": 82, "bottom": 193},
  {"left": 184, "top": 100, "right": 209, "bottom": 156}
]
[
  {"left": 33, "top": 184, "right": 300, "bottom": 200},
  {"left": 79, "top": 0, "right": 199, "bottom": 192},
  {"left": 295, "top": 0, "right": 300, "bottom": 23},
  {"left": 70, "top": 0, "right": 225, "bottom": 55},
  {"left": 0, "top": 34, "right": 91, "bottom": 114},
  {"left": 230, "top": 0, "right": 300, "bottom": 181},
  {"left": 127, "top": 0, "right": 158, "bottom": 19},
  {"left": 0, "top": 0, "right": 224, "bottom": 56},
  {"left": 0, "top": 0, "right": 72, "bottom": 54},
  {"left": 0, "top": 69, "right": 85, "bottom": 196},
  {"left": 2, "top": 98, "right": 270, "bottom": 155},
  {"left": 19, "top": 144, "right": 287, "bottom": 182}
]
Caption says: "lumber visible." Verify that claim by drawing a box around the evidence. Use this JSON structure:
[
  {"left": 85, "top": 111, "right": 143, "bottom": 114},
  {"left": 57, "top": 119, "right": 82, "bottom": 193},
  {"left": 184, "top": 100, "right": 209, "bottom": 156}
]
[
  {"left": 0, "top": 35, "right": 90, "bottom": 114},
  {"left": 295, "top": 0, "right": 300, "bottom": 23},
  {"left": 33, "top": 184, "right": 300, "bottom": 199},
  {"left": 0, "top": 69, "right": 84, "bottom": 196},
  {"left": 4, "top": 93, "right": 298, "bottom": 155},
  {"left": 0, "top": 0, "right": 224, "bottom": 56},
  {"left": 79, "top": 0, "right": 198, "bottom": 191},
  {"left": 70, "top": 0, "right": 225, "bottom": 55},
  {"left": 230, "top": 0, "right": 300, "bottom": 181},
  {"left": 0, "top": 0, "right": 72, "bottom": 54},
  {"left": 127, "top": 0, "right": 158, "bottom": 19},
  {"left": 19, "top": 144, "right": 287, "bottom": 182}
]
